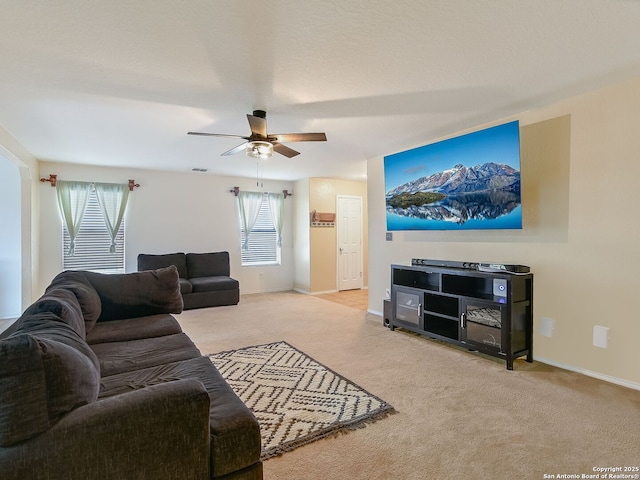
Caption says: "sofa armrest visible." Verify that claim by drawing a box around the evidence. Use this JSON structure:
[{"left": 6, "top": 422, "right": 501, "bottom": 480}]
[{"left": 1, "top": 379, "right": 211, "bottom": 480}]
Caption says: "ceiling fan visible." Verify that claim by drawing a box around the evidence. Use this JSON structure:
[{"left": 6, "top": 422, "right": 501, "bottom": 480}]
[{"left": 188, "top": 110, "right": 327, "bottom": 159}]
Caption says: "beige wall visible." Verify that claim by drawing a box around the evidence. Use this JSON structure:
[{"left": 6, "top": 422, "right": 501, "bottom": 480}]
[
  {"left": 367, "top": 76, "right": 640, "bottom": 388},
  {"left": 308, "top": 178, "right": 368, "bottom": 294}
]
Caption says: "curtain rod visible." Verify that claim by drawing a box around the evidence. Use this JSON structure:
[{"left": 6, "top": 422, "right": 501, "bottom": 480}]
[
  {"left": 229, "top": 186, "right": 292, "bottom": 198},
  {"left": 40, "top": 175, "right": 140, "bottom": 191}
]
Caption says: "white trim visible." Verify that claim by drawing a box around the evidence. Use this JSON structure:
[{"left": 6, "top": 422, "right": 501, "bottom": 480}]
[
  {"left": 533, "top": 356, "right": 640, "bottom": 391},
  {"left": 293, "top": 287, "right": 367, "bottom": 296},
  {"left": 239, "top": 287, "right": 292, "bottom": 295},
  {"left": 293, "top": 288, "right": 343, "bottom": 295}
]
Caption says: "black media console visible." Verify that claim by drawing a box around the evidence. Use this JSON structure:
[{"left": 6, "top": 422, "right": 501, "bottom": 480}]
[{"left": 389, "top": 262, "right": 533, "bottom": 370}]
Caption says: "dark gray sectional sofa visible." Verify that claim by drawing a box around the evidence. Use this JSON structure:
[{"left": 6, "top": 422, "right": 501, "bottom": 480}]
[
  {"left": 0, "top": 266, "right": 262, "bottom": 480},
  {"left": 137, "top": 252, "right": 239, "bottom": 310}
]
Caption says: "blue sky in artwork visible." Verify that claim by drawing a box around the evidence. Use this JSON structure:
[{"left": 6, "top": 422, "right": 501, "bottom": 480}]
[{"left": 384, "top": 121, "right": 521, "bottom": 192}]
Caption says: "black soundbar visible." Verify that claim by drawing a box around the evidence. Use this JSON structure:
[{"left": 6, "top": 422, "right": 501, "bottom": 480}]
[
  {"left": 411, "top": 258, "right": 478, "bottom": 269},
  {"left": 411, "top": 258, "right": 530, "bottom": 274}
]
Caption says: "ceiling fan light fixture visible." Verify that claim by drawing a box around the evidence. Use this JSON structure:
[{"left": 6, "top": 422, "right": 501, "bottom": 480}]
[{"left": 246, "top": 141, "right": 273, "bottom": 159}]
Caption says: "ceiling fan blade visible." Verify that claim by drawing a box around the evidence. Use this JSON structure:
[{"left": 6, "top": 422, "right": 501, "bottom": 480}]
[
  {"left": 271, "top": 132, "right": 327, "bottom": 143},
  {"left": 247, "top": 114, "right": 267, "bottom": 138},
  {"left": 221, "top": 143, "right": 248, "bottom": 156},
  {"left": 187, "top": 132, "right": 249, "bottom": 139},
  {"left": 272, "top": 143, "right": 300, "bottom": 158}
]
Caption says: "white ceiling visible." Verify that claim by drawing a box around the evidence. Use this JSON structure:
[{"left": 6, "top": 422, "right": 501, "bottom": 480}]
[{"left": 2, "top": 1, "right": 640, "bottom": 181}]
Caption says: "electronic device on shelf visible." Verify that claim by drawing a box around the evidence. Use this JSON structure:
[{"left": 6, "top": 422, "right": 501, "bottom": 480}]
[{"left": 477, "top": 263, "right": 530, "bottom": 274}]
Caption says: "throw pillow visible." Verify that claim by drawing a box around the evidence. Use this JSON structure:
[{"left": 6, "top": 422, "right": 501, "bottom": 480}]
[
  {"left": 84, "top": 266, "right": 183, "bottom": 321},
  {"left": 46, "top": 271, "right": 102, "bottom": 333}
]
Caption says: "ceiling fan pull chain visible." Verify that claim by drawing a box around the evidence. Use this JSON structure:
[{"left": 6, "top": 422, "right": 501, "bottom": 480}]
[{"left": 260, "top": 159, "right": 264, "bottom": 188}]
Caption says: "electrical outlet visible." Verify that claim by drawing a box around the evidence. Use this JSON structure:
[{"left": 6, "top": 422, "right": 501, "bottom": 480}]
[
  {"left": 540, "top": 317, "right": 555, "bottom": 337},
  {"left": 386, "top": 232, "right": 393, "bottom": 241}
]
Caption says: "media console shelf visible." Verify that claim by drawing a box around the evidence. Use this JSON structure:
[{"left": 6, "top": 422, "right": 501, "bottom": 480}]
[{"left": 390, "top": 263, "right": 533, "bottom": 370}]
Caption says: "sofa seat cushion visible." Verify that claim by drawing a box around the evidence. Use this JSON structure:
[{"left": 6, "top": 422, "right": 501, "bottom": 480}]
[
  {"left": 137, "top": 252, "right": 189, "bottom": 279},
  {"left": 179, "top": 278, "right": 193, "bottom": 295},
  {"left": 0, "top": 320, "right": 100, "bottom": 446},
  {"left": 85, "top": 314, "right": 182, "bottom": 345},
  {"left": 99, "top": 356, "right": 261, "bottom": 477},
  {"left": 189, "top": 276, "right": 239, "bottom": 293},
  {"left": 92, "top": 333, "right": 201, "bottom": 377}
]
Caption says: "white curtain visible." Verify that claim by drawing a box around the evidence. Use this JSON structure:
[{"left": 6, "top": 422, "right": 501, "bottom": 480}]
[
  {"left": 56, "top": 180, "right": 92, "bottom": 255},
  {"left": 237, "top": 191, "right": 264, "bottom": 250},
  {"left": 268, "top": 192, "right": 284, "bottom": 246},
  {"left": 94, "top": 182, "right": 130, "bottom": 253}
]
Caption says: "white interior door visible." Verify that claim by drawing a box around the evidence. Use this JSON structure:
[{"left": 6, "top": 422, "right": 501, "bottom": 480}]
[{"left": 337, "top": 195, "right": 362, "bottom": 291}]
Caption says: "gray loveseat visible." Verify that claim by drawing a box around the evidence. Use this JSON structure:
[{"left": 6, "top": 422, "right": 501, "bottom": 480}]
[
  {"left": 137, "top": 252, "right": 239, "bottom": 310},
  {"left": 0, "top": 266, "right": 262, "bottom": 480}
]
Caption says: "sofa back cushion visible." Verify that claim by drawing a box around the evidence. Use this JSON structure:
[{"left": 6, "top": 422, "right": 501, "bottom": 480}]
[
  {"left": 84, "top": 266, "right": 183, "bottom": 322},
  {"left": 137, "top": 252, "right": 188, "bottom": 279},
  {"left": 0, "top": 318, "right": 100, "bottom": 446},
  {"left": 186, "top": 252, "right": 230, "bottom": 278},
  {"left": 46, "top": 271, "right": 102, "bottom": 333}
]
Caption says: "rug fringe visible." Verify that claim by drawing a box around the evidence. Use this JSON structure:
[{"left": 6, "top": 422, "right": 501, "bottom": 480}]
[{"left": 261, "top": 405, "right": 397, "bottom": 461}]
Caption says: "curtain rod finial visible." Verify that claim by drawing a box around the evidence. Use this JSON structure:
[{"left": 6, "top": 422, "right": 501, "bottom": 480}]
[
  {"left": 283, "top": 189, "right": 293, "bottom": 198},
  {"left": 128, "top": 180, "right": 140, "bottom": 191},
  {"left": 40, "top": 174, "right": 57, "bottom": 187},
  {"left": 230, "top": 186, "right": 240, "bottom": 196}
]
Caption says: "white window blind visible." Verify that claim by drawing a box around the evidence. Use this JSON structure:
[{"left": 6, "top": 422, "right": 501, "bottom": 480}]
[
  {"left": 63, "top": 189, "right": 125, "bottom": 273},
  {"left": 240, "top": 195, "right": 281, "bottom": 266}
]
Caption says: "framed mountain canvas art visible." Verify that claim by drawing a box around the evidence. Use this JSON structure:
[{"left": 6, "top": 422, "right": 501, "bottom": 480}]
[{"left": 384, "top": 121, "right": 522, "bottom": 231}]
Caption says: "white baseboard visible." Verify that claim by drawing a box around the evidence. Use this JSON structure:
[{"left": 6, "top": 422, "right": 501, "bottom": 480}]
[
  {"left": 293, "top": 288, "right": 339, "bottom": 295},
  {"left": 292, "top": 287, "right": 369, "bottom": 296},
  {"left": 240, "top": 287, "right": 293, "bottom": 295},
  {"left": 534, "top": 356, "right": 640, "bottom": 391}
]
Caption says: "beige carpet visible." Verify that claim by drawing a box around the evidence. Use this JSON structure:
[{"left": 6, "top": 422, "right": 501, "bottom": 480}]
[{"left": 177, "top": 291, "right": 640, "bottom": 480}]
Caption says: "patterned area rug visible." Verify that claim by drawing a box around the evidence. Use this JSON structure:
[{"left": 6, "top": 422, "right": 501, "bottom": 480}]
[{"left": 208, "top": 341, "right": 395, "bottom": 460}]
